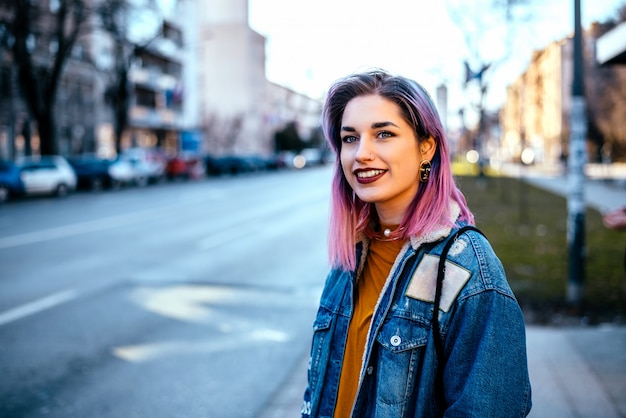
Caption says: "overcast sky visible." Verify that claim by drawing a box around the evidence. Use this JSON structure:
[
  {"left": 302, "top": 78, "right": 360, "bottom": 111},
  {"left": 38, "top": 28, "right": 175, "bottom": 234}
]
[{"left": 249, "top": 0, "right": 625, "bottom": 126}]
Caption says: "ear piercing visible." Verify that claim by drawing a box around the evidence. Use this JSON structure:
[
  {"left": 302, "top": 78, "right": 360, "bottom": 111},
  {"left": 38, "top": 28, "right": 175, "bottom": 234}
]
[{"left": 419, "top": 160, "right": 432, "bottom": 183}]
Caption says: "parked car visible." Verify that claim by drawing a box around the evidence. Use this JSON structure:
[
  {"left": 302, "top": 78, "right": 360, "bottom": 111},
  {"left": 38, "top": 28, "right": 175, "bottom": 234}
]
[
  {"left": 298, "top": 148, "right": 325, "bottom": 167},
  {"left": 68, "top": 157, "right": 104, "bottom": 191},
  {"left": 119, "top": 148, "right": 167, "bottom": 186},
  {"left": 239, "top": 155, "right": 271, "bottom": 172},
  {"left": 68, "top": 157, "right": 128, "bottom": 191},
  {"left": 0, "top": 160, "right": 25, "bottom": 203},
  {"left": 204, "top": 155, "right": 255, "bottom": 176},
  {"left": 16, "top": 155, "right": 77, "bottom": 197},
  {"left": 166, "top": 153, "right": 205, "bottom": 180},
  {"left": 107, "top": 158, "right": 137, "bottom": 188}
]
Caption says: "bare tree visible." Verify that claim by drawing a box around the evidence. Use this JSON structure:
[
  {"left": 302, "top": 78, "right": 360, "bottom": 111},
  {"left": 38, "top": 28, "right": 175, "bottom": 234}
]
[
  {"left": 202, "top": 113, "right": 244, "bottom": 156},
  {"left": 95, "top": 0, "right": 161, "bottom": 156},
  {"left": 446, "top": 0, "right": 535, "bottom": 166},
  {"left": 0, "top": 0, "right": 89, "bottom": 156}
]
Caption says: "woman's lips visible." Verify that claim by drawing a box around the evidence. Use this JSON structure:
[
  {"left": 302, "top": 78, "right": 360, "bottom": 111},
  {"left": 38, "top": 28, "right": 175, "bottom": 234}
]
[{"left": 354, "top": 169, "right": 387, "bottom": 184}]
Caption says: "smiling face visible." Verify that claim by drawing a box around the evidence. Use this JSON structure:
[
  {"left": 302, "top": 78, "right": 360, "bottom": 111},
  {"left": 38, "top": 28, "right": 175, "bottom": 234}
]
[{"left": 340, "top": 94, "right": 436, "bottom": 224}]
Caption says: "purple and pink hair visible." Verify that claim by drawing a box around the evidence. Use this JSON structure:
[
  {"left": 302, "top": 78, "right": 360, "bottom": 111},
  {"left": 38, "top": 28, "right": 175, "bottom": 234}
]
[{"left": 323, "top": 69, "right": 474, "bottom": 270}]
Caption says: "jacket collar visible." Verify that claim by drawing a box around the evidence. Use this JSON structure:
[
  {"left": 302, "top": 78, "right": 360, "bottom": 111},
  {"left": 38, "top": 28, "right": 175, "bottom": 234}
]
[
  {"left": 356, "top": 200, "right": 462, "bottom": 251},
  {"left": 409, "top": 200, "right": 461, "bottom": 250}
]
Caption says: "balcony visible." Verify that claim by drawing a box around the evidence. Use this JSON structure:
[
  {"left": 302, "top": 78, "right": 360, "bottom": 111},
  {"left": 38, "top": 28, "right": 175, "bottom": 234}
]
[{"left": 129, "top": 106, "right": 181, "bottom": 129}]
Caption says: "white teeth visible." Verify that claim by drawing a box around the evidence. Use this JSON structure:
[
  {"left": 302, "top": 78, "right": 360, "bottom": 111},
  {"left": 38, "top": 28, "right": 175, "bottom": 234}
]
[{"left": 356, "top": 169, "right": 385, "bottom": 178}]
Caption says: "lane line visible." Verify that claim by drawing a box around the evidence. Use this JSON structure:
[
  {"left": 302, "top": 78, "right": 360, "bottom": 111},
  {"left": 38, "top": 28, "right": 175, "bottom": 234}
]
[
  {"left": 0, "top": 289, "right": 79, "bottom": 326},
  {"left": 0, "top": 190, "right": 328, "bottom": 250},
  {"left": 0, "top": 209, "right": 167, "bottom": 249}
]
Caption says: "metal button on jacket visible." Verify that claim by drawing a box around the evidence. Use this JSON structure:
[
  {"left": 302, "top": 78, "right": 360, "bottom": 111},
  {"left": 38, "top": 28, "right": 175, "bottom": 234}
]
[{"left": 390, "top": 335, "right": 402, "bottom": 346}]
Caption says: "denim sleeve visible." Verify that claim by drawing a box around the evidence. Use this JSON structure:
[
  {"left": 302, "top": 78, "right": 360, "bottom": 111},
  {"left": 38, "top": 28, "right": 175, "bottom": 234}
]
[
  {"left": 301, "top": 386, "right": 311, "bottom": 417},
  {"left": 442, "top": 289, "right": 532, "bottom": 417}
]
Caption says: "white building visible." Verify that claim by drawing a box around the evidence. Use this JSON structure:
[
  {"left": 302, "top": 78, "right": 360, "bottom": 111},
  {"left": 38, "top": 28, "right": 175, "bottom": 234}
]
[
  {"left": 0, "top": 0, "right": 322, "bottom": 159},
  {"left": 194, "top": 0, "right": 321, "bottom": 156}
]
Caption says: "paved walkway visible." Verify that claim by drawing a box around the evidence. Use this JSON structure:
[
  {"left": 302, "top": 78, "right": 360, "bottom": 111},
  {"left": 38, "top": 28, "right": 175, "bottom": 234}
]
[
  {"left": 503, "top": 163, "right": 626, "bottom": 212},
  {"left": 260, "top": 325, "right": 626, "bottom": 418},
  {"left": 258, "top": 169, "right": 626, "bottom": 418},
  {"left": 526, "top": 325, "right": 626, "bottom": 418}
]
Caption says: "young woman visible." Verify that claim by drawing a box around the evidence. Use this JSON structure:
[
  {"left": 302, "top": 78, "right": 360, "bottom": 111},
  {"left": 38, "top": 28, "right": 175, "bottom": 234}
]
[{"left": 301, "top": 69, "right": 531, "bottom": 417}]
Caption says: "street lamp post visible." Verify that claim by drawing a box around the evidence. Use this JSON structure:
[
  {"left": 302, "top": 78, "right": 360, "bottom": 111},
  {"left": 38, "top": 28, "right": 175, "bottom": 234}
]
[{"left": 567, "top": 0, "right": 586, "bottom": 306}]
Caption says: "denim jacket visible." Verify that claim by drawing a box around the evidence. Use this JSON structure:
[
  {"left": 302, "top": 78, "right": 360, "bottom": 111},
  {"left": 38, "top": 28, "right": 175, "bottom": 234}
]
[{"left": 302, "top": 209, "right": 532, "bottom": 417}]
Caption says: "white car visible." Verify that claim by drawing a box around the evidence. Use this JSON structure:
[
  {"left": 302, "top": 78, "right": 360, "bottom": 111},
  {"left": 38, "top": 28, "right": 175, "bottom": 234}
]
[
  {"left": 119, "top": 148, "right": 166, "bottom": 186},
  {"left": 17, "top": 155, "right": 77, "bottom": 197},
  {"left": 107, "top": 159, "right": 136, "bottom": 188}
]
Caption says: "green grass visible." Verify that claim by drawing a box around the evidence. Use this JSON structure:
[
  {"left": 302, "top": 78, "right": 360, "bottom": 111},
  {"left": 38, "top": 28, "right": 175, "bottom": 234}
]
[{"left": 455, "top": 173, "right": 626, "bottom": 324}]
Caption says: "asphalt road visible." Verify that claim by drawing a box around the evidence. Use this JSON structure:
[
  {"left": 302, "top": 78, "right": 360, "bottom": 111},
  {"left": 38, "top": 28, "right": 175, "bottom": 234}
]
[{"left": 0, "top": 166, "right": 333, "bottom": 418}]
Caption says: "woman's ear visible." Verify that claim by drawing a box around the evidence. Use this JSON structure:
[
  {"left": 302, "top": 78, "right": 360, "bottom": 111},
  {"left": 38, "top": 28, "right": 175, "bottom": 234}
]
[{"left": 420, "top": 136, "right": 437, "bottom": 161}]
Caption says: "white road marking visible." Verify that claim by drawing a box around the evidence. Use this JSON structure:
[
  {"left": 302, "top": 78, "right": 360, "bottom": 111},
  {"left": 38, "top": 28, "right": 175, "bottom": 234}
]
[
  {"left": 0, "top": 211, "right": 159, "bottom": 248},
  {"left": 0, "top": 191, "right": 226, "bottom": 249},
  {"left": 112, "top": 329, "right": 290, "bottom": 362},
  {"left": 0, "top": 289, "right": 78, "bottom": 326},
  {"left": 0, "top": 210, "right": 167, "bottom": 249}
]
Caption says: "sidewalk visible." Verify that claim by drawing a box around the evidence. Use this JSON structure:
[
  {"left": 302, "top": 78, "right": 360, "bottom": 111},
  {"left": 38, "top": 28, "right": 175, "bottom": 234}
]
[
  {"left": 503, "top": 163, "right": 626, "bottom": 212},
  {"left": 259, "top": 169, "right": 626, "bottom": 418},
  {"left": 260, "top": 325, "right": 626, "bottom": 418},
  {"left": 526, "top": 325, "right": 626, "bottom": 417}
]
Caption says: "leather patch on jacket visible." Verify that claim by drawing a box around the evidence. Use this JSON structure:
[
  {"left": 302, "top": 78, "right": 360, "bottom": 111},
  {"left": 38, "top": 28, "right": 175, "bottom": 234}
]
[{"left": 405, "top": 254, "right": 471, "bottom": 312}]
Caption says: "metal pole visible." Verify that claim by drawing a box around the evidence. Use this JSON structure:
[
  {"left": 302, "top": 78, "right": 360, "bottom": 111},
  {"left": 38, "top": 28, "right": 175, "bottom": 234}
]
[{"left": 567, "top": 0, "right": 586, "bottom": 306}]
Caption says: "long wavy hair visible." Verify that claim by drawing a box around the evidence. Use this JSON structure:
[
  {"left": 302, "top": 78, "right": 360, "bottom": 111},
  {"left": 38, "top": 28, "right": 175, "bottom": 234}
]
[{"left": 324, "top": 69, "right": 474, "bottom": 270}]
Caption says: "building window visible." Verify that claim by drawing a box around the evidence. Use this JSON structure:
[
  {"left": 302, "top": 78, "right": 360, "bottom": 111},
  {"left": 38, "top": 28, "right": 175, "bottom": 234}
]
[
  {"left": 26, "top": 34, "right": 35, "bottom": 52},
  {"left": 72, "top": 43, "right": 84, "bottom": 60},
  {"left": 162, "top": 22, "right": 183, "bottom": 47},
  {"left": 135, "top": 86, "right": 156, "bottom": 108},
  {"left": 0, "top": 67, "right": 12, "bottom": 97}
]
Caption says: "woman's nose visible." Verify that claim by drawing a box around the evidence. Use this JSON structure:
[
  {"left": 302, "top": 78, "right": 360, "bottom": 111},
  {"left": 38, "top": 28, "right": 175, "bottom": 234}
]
[{"left": 355, "top": 139, "right": 373, "bottom": 162}]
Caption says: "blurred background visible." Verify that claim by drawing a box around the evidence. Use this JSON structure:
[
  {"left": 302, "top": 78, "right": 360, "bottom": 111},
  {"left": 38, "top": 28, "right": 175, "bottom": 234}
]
[
  {"left": 1, "top": 0, "right": 626, "bottom": 417},
  {"left": 0, "top": 0, "right": 625, "bottom": 176}
]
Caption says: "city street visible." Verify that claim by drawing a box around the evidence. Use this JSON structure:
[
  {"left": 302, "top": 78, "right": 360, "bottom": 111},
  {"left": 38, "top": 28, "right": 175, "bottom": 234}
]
[
  {"left": 0, "top": 166, "right": 333, "bottom": 417},
  {"left": 2, "top": 166, "right": 626, "bottom": 418}
]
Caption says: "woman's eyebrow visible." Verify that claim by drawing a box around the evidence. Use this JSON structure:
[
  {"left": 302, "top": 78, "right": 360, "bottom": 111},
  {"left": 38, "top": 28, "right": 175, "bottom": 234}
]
[
  {"left": 372, "top": 121, "right": 398, "bottom": 129},
  {"left": 341, "top": 121, "right": 399, "bottom": 132}
]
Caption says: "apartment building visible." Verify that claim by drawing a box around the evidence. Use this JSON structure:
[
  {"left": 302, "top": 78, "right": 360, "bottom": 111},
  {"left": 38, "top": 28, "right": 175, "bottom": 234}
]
[
  {"left": 500, "top": 38, "right": 572, "bottom": 168},
  {"left": 501, "top": 20, "right": 626, "bottom": 167},
  {"left": 194, "top": 0, "right": 321, "bottom": 157},
  {"left": 87, "top": 0, "right": 190, "bottom": 158},
  {"left": 1, "top": 0, "right": 322, "bottom": 160},
  {"left": 0, "top": 0, "right": 188, "bottom": 159}
]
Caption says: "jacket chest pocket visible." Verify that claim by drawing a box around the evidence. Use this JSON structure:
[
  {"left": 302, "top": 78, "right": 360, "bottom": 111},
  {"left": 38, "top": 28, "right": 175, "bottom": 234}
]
[
  {"left": 309, "top": 309, "right": 334, "bottom": 389},
  {"left": 373, "top": 315, "right": 430, "bottom": 405}
]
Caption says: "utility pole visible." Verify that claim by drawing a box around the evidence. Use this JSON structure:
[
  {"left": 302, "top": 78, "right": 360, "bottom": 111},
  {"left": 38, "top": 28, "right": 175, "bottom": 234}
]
[{"left": 567, "top": 0, "right": 586, "bottom": 306}]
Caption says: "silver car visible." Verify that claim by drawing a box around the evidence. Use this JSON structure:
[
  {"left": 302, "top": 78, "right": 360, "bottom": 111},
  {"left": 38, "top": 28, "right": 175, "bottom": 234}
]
[{"left": 17, "top": 155, "right": 77, "bottom": 197}]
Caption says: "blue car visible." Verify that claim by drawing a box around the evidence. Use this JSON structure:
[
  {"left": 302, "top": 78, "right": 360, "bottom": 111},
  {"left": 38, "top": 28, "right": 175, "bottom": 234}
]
[
  {"left": 0, "top": 160, "right": 25, "bottom": 203},
  {"left": 68, "top": 157, "right": 117, "bottom": 190}
]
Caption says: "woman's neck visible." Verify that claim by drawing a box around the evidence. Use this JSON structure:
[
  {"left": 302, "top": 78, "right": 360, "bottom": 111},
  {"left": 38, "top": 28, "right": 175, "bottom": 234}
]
[{"left": 375, "top": 205, "right": 405, "bottom": 226}]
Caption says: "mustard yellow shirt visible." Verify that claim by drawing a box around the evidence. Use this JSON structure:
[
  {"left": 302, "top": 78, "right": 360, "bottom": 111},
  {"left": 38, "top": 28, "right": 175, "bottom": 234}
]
[{"left": 334, "top": 234, "right": 404, "bottom": 417}]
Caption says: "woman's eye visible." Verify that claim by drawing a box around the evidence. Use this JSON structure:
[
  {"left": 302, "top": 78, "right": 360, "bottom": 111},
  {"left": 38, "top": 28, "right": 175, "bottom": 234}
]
[
  {"left": 377, "top": 131, "right": 393, "bottom": 139},
  {"left": 342, "top": 136, "right": 357, "bottom": 144}
]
